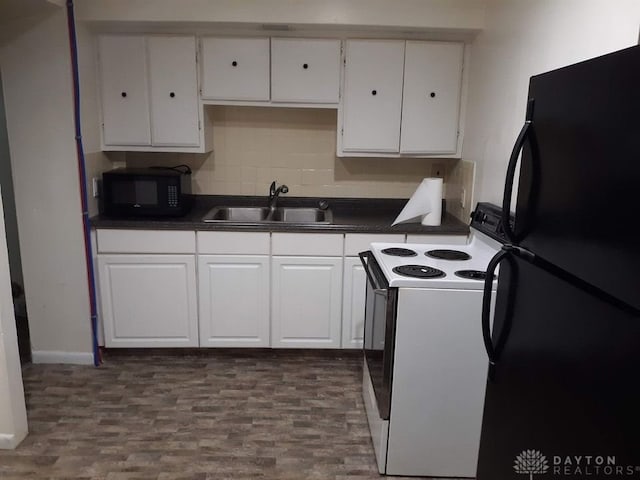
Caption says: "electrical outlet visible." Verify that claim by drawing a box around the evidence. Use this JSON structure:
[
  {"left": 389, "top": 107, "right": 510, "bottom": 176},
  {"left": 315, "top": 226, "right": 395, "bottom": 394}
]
[
  {"left": 431, "top": 163, "right": 446, "bottom": 178},
  {"left": 92, "top": 177, "right": 99, "bottom": 198}
]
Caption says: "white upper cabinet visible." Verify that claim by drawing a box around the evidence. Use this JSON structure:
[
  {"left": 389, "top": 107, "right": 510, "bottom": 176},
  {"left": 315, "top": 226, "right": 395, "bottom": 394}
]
[
  {"left": 147, "top": 36, "right": 200, "bottom": 147},
  {"left": 99, "top": 35, "right": 151, "bottom": 146},
  {"left": 271, "top": 38, "right": 341, "bottom": 104},
  {"left": 98, "top": 35, "right": 208, "bottom": 152},
  {"left": 341, "top": 40, "right": 406, "bottom": 153},
  {"left": 400, "top": 41, "right": 464, "bottom": 155},
  {"left": 200, "top": 37, "right": 270, "bottom": 101},
  {"left": 339, "top": 39, "right": 465, "bottom": 157}
]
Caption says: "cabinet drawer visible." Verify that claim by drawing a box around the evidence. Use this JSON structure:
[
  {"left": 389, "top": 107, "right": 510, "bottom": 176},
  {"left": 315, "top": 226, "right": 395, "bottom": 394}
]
[
  {"left": 272, "top": 233, "right": 343, "bottom": 256},
  {"left": 197, "top": 231, "right": 270, "bottom": 255},
  {"left": 271, "top": 38, "right": 341, "bottom": 104},
  {"left": 344, "top": 233, "right": 406, "bottom": 256},
  {"left": 97, "top": 229, "right": 196, "bottom": 254},
  {"left": 200, "top": 37, "right": 270, "bottom": 101}
]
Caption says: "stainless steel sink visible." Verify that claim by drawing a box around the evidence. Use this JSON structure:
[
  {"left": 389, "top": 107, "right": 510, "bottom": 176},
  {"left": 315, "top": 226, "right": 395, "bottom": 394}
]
[
  {"left": 202, "top": 206, "right": 332, "bottom": 224},
  {"left": 204, "top": 206, "right": 270, "bottom": 222}
]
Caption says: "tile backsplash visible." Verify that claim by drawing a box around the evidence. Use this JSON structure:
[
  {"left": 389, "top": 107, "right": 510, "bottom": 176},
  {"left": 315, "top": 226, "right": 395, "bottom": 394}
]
[{"left": 122, "top": 106, "right": 475, "bottom": 221}]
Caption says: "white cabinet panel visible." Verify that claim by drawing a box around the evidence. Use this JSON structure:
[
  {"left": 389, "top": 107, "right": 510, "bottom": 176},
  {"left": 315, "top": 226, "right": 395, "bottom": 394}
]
[
  {"left": 197, "top": 231, "right": 270, "bottom": 255},
  {"left": 271, "top": 232, "right": 343, "bottom": 256},
  {"left": 97, "top": 229, "right": 196, "bottom": 254},
  {"left": 148, "top": 36, "right": 200, "bottom": 146},
  {"left": 342, "top": 257, "right": 366, "bottom": 349},
  {"left": 201, "top": 37, "right": 270, "bottom": 101},
  {"left": 99, "top": 35, "right": 151, "bottom": 146},
  {"left": 98, "top": 255, "right": 198, "bottom": 347},
  {"left": 198, "top": 255, "right": 270, "bottom": 347},
  {"left": 271, "top": 256, "right": 342, "bottom": 348},
  {"left": 271, "top": 38, "right": 341, "bottom": 104},
  {"left": 400, "top": 42, "right": 464, "bottom": 154},
  {"left": 341, "top": 40, "right": 405, "bottom": 152}
]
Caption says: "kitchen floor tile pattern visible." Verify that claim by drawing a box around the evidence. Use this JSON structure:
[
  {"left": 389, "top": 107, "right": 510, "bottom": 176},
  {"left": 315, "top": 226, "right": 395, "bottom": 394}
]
[{"left": 0, "top": 350, "right": 460, "bottom": 480}]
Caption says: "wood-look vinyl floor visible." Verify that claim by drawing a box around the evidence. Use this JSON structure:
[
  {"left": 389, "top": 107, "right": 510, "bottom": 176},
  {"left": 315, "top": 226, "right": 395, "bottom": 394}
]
[{"left": 0, "top": 350, "right": 454, "bottom": 480}]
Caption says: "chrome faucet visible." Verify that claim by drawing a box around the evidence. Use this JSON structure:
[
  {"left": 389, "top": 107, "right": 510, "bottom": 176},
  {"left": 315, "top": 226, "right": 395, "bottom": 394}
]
[{"left": 268, "top": 181, "right": 289, "bottom": 211}]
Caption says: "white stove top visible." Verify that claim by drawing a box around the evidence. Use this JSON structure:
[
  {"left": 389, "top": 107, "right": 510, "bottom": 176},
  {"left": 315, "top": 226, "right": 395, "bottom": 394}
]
[{"left": 371, "top": 230, "right": 501, "bottom": 289}]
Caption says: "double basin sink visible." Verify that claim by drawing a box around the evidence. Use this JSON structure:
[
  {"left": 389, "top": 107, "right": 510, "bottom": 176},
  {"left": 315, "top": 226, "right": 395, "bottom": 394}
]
[{"left": 202, "top": 206, "right": 333, "bottom": 224}]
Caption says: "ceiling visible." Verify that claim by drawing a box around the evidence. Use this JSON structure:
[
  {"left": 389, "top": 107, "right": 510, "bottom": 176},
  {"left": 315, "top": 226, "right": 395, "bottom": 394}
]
[{"left": 0, "top": 0, "right": 62, "bottom": 48}]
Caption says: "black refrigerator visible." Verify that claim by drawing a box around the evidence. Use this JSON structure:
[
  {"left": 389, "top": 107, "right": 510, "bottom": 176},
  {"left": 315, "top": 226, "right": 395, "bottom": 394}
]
[{"left": 477, "top": 45, "right": 640, "bottom": 480}]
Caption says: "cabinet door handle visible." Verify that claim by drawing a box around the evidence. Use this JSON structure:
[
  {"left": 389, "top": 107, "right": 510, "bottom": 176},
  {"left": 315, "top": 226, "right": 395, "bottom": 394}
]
[
  {"left": 429, "top": 92, "right": 436, "bottom": 98},
  {"left": 232, "top": 60, "right": 238, "bottom": 67},
  {"left": 169, "top": 92, "right": 175, "bottom": 98},
  {"left": 371, "top": 90, "right": 377, "bottom": 96},
  {"left": 303, "top": 63, "right": 309, "bottom": 69},
  {"left": 121, "top": 92, "right": 127, "bottom": 98}
]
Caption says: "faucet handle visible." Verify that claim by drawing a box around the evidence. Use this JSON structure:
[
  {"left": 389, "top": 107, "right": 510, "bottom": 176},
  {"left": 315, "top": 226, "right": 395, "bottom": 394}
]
[{"left": 269, "top": 181, "right": 277, "bottom": 196}]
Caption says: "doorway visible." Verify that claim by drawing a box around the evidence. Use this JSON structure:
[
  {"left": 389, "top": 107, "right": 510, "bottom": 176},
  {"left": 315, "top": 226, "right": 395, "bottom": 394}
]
[{"left": 0, "top": 72, "right": 30, "bottom": 364}]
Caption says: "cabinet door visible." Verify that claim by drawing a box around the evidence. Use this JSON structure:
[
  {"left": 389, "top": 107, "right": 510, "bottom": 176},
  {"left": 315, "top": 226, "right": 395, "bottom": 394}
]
[
  {"left": 342, "top": 257, "right": 366, "bottom": 349},
  {"left": 271, "top": 38, "right": 341, "bottom": 103},
  {"left": 198, "top": 255, "right": 270, "bottom": 347},
  {"left": 400, "top": 41, "right": 464, "bottom": 154},
  {"left": 148, "top": 36, "right": 200, "bottom": 146},
  {"left": 271, "top": 256, "right": 342, "bottom": 348},
  {"left": 341, "top": 40, "right": 405, "bottom": 153},
  {"left": 200, "top": 37, "right": 270, "bottom": 101},
  {"left": 98, "top": 35, "right": 151, "bottom": 146},
  {"left": 98, "top": 255, "right": 198, "bottom": 347}
]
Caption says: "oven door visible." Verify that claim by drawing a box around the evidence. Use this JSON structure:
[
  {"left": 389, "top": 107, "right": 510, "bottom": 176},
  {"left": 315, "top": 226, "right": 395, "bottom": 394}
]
[{"left": 359, "top": 251, "right": 397, "bottom": 420}]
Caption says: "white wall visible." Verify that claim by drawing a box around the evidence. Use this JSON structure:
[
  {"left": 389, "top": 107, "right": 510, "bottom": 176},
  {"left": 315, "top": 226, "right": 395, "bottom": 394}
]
[
  {"left": 0, "top": 9, "right": 94, "bottom": 363},
  {"left": 463, "top": 0, "right": 640, "bottom": 205},
  {"left": 0, "top": 189, "right": 28, "bottom": 449}
]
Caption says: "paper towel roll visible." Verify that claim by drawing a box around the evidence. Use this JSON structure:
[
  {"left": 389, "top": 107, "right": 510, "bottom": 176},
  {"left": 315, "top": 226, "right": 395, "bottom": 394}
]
[{"left": 392, "top": 177, "right": 443, "bottom": 226}]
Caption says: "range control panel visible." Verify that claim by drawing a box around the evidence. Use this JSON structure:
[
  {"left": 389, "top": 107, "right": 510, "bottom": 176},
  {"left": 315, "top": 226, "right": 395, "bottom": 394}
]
[{"left": 470, "top": 202, "right": 514, "bottom": 244}]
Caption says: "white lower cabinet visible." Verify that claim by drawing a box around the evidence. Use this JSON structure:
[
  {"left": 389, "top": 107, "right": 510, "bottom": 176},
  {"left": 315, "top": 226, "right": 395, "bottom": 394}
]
[
  {"left": 198, "top": 255, "right": 270, "bottom": 347},
  {"left": 271, "top": 256, "right": 343, "bottom": 348},
  {"left": 342, "top": 257, "right": 366, "bottom": 348},
  {"left": 98, "top": 254, "right": 198, "bottom": 347}
]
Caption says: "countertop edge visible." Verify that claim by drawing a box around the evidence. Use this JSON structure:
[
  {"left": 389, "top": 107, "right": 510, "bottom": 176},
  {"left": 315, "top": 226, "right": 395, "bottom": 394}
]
[{"left": 90, "top": 195, "right": 470, "bottom": 236}]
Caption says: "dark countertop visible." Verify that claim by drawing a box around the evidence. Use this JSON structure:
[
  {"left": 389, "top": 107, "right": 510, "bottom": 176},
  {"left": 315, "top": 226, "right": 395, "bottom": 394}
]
[{"left": 90, "top": 195, "right": 470, "bottom": 235}]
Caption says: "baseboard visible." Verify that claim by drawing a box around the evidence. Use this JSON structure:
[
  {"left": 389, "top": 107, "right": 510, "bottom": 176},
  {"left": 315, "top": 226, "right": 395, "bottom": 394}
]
[
  {"left": 31, "top": 351, "right": 94, "bottom": 365},
  {"left": 0, "top": 430, "right": 28, "bottom": 450}
]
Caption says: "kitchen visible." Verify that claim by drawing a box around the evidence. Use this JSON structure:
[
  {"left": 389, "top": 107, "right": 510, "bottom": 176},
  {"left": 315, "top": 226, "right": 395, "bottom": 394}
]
[{"left": 0, "top": 0, "right": 639, "bottom": 478}]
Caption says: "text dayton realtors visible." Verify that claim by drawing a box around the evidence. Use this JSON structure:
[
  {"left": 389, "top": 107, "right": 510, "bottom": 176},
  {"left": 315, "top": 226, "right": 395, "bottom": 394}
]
[{"left": 553, "top": 456, "right": 636, "bottom": 476}]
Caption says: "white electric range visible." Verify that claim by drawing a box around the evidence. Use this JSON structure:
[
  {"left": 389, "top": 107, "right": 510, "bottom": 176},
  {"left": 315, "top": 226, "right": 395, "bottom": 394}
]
[{"left": 360, "top": 203, "right": 509, "bottom": 477}]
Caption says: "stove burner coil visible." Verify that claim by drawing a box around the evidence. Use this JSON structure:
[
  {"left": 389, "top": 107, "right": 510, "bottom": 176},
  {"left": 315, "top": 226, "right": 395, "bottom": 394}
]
[
  {"left": 425, "top": 249, "right": 471, "bottom": 261},
  {"left": 392, "top": 265, "right": 446, "bottom": 279},
  {"left": 454, "top": 270, "right": 491, "bottom": 280},
  {"left": 381, "top": 247, "right": 417, "bottom": 257}
]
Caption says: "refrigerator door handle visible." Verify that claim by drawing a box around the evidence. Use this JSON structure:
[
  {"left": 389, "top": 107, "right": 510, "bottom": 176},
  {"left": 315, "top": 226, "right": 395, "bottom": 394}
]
[
  {"left": 502, "top": 98, "right": 535, "bottom": 243},
  {"left": 482, "top": 250, "right": 505, "bottom": 365}
]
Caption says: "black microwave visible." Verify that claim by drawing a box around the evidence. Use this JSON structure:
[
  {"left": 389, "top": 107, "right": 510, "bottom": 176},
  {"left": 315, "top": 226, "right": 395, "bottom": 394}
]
[{"left": 102, "top": 167, "right": 193, "bottom": 217}]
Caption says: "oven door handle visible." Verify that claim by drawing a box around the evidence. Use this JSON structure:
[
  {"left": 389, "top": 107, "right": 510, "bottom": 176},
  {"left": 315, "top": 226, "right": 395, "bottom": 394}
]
[{"left": 359, "top": 251, "right": 385, "bottom": 291}]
